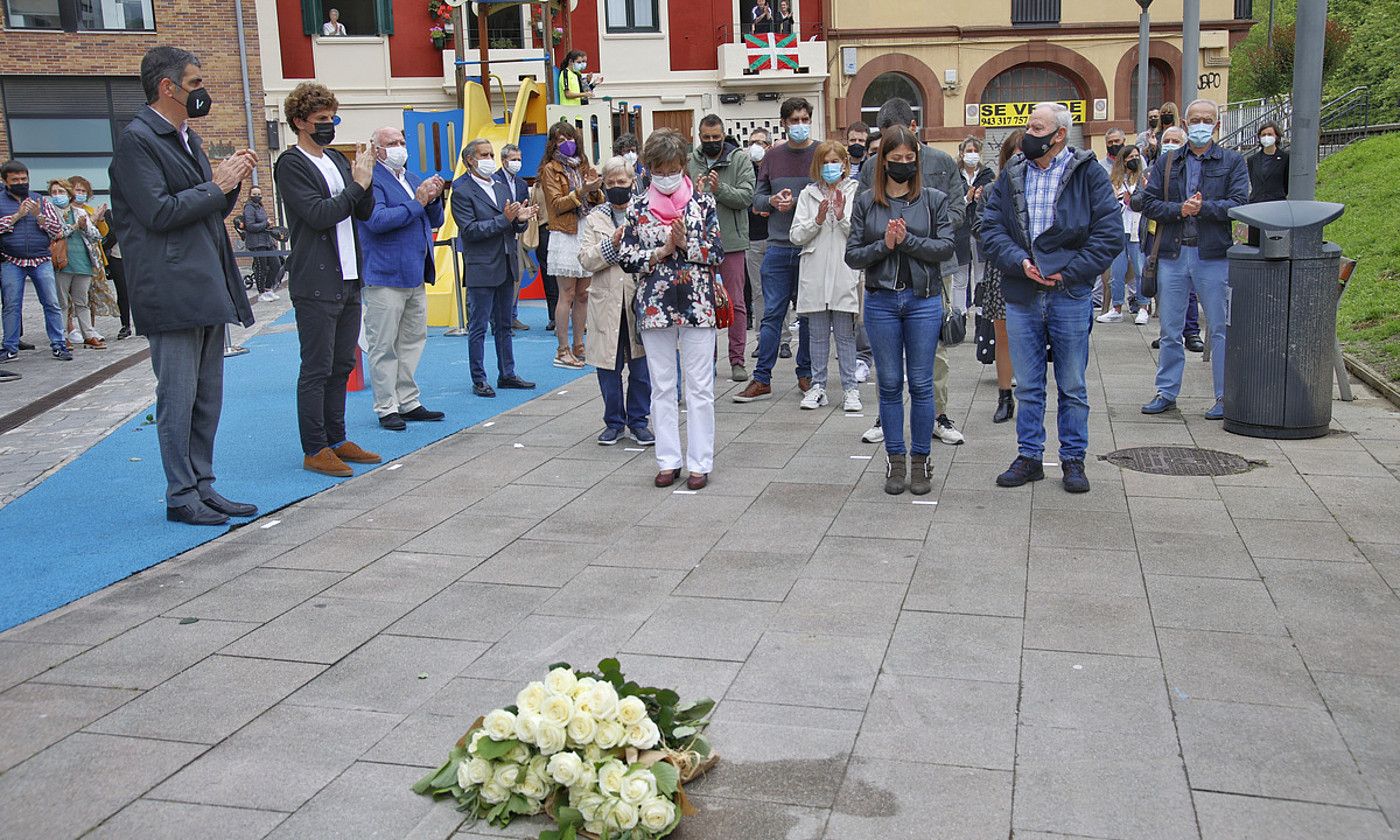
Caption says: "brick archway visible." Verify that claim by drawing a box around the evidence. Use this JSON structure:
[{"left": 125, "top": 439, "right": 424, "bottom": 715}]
[
  {"left": 963, "top": 41, "right": 1111, "bottom": 135},
  {"left": 1114, "top": 41, "right": 1182, "bottom": 122},
  {"left": 843, "top": 53, "right": 944, "bottom": 139}
]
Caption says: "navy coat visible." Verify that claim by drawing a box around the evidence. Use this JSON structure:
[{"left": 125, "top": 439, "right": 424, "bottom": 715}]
[
  {"left": 450, "top": 172, "right": 527, "bottom": 288},
  {"left": 358, "top": 162, "right": 444, "bottom": 288},
  {"left": 1139, "top": 143, "right": 1249, "bottom": 261}
]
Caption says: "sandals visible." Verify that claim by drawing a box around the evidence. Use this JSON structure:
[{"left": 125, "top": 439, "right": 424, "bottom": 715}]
[
  {"left": 553, "top": 348, "right": 584, "bottom": 370},
  {"left": 572, "top": 344, "right": 586, "bottom": 364}
]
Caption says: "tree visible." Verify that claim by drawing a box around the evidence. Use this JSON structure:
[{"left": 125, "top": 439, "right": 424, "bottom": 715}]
[{"left": 1231, "top": 18, "right": 1352, "bottom": 101}]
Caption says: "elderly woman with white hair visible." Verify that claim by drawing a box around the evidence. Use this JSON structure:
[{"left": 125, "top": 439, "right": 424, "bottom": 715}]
[
  {"left": 579, "top": 156, "right": 653, "bottom": 447},
  {"left": 601, "top": 129, "right": 724, "bottom": 490}
]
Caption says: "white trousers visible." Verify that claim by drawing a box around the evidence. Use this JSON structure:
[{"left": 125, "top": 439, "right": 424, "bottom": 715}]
[
  {"left": 640, "top": 325, "right": 716, "bottom": 474},
  {"left": 362, "top": 284, "right": 428, "bottom": 417}
]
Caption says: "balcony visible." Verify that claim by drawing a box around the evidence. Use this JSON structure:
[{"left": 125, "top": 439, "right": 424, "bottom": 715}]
[{"left": 716, "top": 22, "right": 828, "bottom": 88}]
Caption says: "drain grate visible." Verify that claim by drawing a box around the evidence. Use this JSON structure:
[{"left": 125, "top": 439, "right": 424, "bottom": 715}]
[{"left": 1103, "top": 446, "right": 1255, "bottom": 477}]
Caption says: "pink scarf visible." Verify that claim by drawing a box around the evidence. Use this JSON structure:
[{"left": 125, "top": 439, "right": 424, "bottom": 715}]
[{"left": 646, "top": 175, "right": 693, "bottom": 224}]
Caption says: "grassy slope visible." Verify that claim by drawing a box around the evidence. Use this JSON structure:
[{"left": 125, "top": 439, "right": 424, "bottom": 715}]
[{"left": 1315, "top": 132, "right": 1400, "bottom": 382}]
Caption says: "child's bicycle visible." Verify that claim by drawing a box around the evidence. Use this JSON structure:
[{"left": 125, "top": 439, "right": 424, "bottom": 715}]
[{"left": 232, "top": 216, "right": 289, "bottom": 290}]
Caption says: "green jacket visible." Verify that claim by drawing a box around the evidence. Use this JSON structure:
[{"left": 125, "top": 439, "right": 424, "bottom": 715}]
[{"left": 687, "top": 142, "right": 753, "bottom": 253}]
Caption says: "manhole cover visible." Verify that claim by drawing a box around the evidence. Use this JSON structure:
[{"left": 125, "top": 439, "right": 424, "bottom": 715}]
[{"left": 1103, "top": 446, "right": 1255, "bottom": 476}]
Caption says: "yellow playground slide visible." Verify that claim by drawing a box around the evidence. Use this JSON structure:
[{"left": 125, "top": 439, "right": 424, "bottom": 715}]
[{"left": 426, "top": 77, "right": 549, "bottom": 327}]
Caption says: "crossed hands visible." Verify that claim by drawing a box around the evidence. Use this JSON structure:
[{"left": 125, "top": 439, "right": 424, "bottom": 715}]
[
  {"left": 770, "top": 188, "right": 795, "bottom": 213},
  {"left": 1180, "top": 191, "right": 1204, "bottom": 218},
  {"left": 1022, "top": 259, "right": 1061, "bottom": 288}
]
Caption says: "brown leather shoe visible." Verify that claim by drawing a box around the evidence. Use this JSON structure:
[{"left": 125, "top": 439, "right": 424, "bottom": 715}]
[
  {"left": 732, "top": 380, "right": 771, "bottom": 403},
  {"left": 798, "top": 376, "right": 812, "bottom": 392},
  {"left": 686, "top": 472, "right": 708, "bottom": 490},
  {"left": 655, "top": 469, "right": 679, "bottom": 488},
  {"left": 335, "top": 441, "right": 382, "bottom": 464},
  {"left": 304, "top": 447, "right": 352, "bottom": 477},
  {"left": 84, "top": 337, "right": 107, "bottom": 350}
]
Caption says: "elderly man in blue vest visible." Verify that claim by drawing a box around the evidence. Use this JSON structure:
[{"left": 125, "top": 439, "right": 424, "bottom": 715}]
[
  {"left": 359, "top": 125, "right": 447, "bottom": 430},
  {"left": 0, "top": 159, "right": 69, "bottom": 375}
]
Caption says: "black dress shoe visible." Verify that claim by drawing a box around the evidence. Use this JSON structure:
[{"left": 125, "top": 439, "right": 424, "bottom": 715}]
[
  {"left": 498, "top": 375, "right": 536, "bottom": 390},
  {"left": 17, "top": 340, "right": 34, "bottom": 351},
  {"left": 402, "top": 405, "right": 445, "bottom": 422},
  {"left": 1151, "top": 338, "right": 1161, "bottom": 349},
  {"left": 167, "top": 502, "right": 229, "bottom": 526},
  {"left": 116, "top": 326, "right": 132, "bottom": 340},
  {"left": 1185, "top": 335, "right": 1206, "bottom": 353},
  {"left": 201, "top": 492, "right": 258, "bottom": 517},
  {"left": 379, "top": 412, "right": 407, "bottom": 431},
  {"left": 473, "top": 382, "right": 497, "bottom": 398}
]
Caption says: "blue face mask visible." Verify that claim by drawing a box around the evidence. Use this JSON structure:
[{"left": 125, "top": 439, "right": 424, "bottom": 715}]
[
  {"left": 820, "top": 163, "right": 843, "bottom": 184},
  {"left": 1161, "top": 142, "right": 1183, "bottom": 154},
  {"left": 49, "top": 194, "right": 69, "bottom": 208},
  {"left": 1187, "top": 123, "right": 1215, "bottom": 147},
  {"left": 787, "top": 123, "right": 810, "bottom": 143}
]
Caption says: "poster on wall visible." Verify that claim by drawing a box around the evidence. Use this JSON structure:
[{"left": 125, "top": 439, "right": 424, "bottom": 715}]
[{"left": 977, "top": 100, "right": 1088, "bottom": 127}]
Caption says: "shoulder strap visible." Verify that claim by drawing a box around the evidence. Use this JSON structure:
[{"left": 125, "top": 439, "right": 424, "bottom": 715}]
[{"left": 1147, "top": 152, "right": 1175, "bottom": 261}]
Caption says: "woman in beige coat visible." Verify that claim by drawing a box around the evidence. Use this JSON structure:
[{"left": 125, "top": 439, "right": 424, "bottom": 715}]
[{"left": 578, "top": 156, "right": 652, "bottom": 446}]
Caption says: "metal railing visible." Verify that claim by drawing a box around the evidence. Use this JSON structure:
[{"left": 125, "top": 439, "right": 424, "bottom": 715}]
[
  {"left": 1011, "top": 0, "right": 1061, "bottom": 27},
  {"left": 1219, "top": 96, "right": 1292, "bottom": 151},
  {"left": 1318, "top": 86, "right": 1372, "bottom": 158},
  {"left": 717, "top": 20, "right": 825, "bottom": 45},
  {"left": 1220, "top": 86, "right": 1377, "bottom": 160}
]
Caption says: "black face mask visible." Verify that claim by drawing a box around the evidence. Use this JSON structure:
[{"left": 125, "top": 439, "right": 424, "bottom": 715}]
[
  {"left": 1106, "top": 143, "right": 1124, "bottom": 160},
  {"left": 1160, "top": 113, "right": 1175, "bottom": 127},
  {"left": 1020, "top": 130, "right": 1057, "bottom": 162},
  {"left": 309, "top": 122, "right": 337, "bottom": 147},
  {"left": 1126, "top": 158, "right": 1141, "bottom": 172},
  {"left": 848, "top": 142, "right": 866, "bottom": 160},
  {"left": 7, "top": 182, "right": 29, "bottom": 197},
  {"left": 250, "top": 195, "right": 263, "bottom": 203},
  {"left": 605, "top": 186, "right": 632, "bottom": 206},
  {"left": 886, "top": 160, "right": 919, "bottom": 184},
  {"left": 699, "top": 140, "right": 724, "bottom": 158},
  {"left": 1148, "top": 116, "right": 1159, "bottom": 128}
]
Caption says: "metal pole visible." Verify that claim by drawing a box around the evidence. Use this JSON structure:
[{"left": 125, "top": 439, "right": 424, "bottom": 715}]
[
  {"left": 233, "top": 0, "right": 259, "bottom": 186},
  {"left": 1267, "top": 0, "right": 1275, "bottom": 50},
  {"left": 445, "top": 242, "right": 469, "bottom": 336},
  {"left": 1181, "top": 0, "right": 1200, "bottom": 106},
  {"left": 478, "top": 1, "right": 492, "bottom": 108},
  {"left": 1137, "top": 1, "right": 1153, "bottom": 132},
  {"left": 1289, "top": 0, "right": 1327, "bottom": 201},
  {"left": 453, "top": 3, "right": 467, "bottom": 109}
]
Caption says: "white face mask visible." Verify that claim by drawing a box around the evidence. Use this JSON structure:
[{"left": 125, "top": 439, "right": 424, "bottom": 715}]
[
  {"left": 384, "top": 146, "right": 408, "bottom": 169},
  {"left": 506, "top": 159, "right": 523, "bottom": 174},
  {"left": 748, "top": 144, "right": 766, "bottom": 163},
  {"left": 623, "top": 151, "right": 638, "bottom": 167},
  {"left": 475, "top": 157, "right": 499, "bottom": 177},
  {"left": 963, "top": 152, "right": 980, "bottom": 168},
  {"left": 651, "top": 172, "right": 685, "bottom": 195},
  {"left": 1260, "top": 135, "right": 1277, "bottom": 149}
]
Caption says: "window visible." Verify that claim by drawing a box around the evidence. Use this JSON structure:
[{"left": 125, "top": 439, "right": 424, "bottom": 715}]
[
  {"left": 1235, "top": 0, "right": 1253, "bottom": 19},
  {"left": 467, "top": 3, "right": 526, "bottom": 49},
  {"left": 300, "top": 0, "right": 392, "bottom": 36},
  {"left": 4, "top": 0, "right": 155, "bottom": 31},
  {"left": 605, "top": 0, "right": 658, "bottom": 33},
  {"left": 861, "top": 72, "right": 923, "bottom": 128},
  {"left": 1011, "top": 0, "right": 1060, "bottom": 27},
  {"left": 1130, "top": 60, "right": 1172, "bottom": 121},
  {"left": 742, "top": 0, "right": 795, "bottom": 37},
  {"left": 1, "top": 76, "right": 146, "bottom": 197}
]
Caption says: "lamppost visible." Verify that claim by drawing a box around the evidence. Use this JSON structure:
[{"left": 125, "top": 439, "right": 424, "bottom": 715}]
[
  {"left": 1136, "top": 0, "right": 1152, "bottom": 132},
  {"left": 1290, "top": 0, "right": 1328, "bottom": 199},
  {"left": 1182, "top": 0, "right": 1200, "bottom": 105}
]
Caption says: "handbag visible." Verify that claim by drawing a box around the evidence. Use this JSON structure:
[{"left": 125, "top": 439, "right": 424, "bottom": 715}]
[
  {"left": 50, "top": 236, "right": 68, "bottom": 271},
  {"left": 713, "top": 276, "right": 733, "bottom": 329},
  {"left": 1138, "top": 151, "right": 1174, "bottom": 300},
  {"left": 941, "top": 304, "right": 966, "bottom": 346},
  {"left": 975, "top": 312, "right": 996, "bottom": 364}
]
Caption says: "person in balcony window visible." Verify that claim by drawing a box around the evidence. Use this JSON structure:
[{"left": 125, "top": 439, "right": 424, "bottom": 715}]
[
  {"left": 322, "top": 8, "right": 347, "bottom": 36},
  {"left": 751, "top": 0, "right": 774, "bottom": 34},
  {"left": 559, "top": 50, "right": 602, "bottom": 107},
  {"left": 776, "top": 0, "right": 794, "bottom": 34}
]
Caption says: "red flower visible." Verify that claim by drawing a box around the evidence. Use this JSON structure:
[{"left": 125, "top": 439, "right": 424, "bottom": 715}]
[{"left": 645, "top": 305, "right": 661, "bottom": 316}]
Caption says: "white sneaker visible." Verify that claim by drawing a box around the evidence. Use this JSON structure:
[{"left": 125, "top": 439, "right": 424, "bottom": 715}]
[
  {"left": 862, "top": 422, "right": 884, "bottom": 444},
  {"left": 843, "top": 389, "right": 862, "bottom": 412},
  {"left": 1096, "top": 309, "right": 1124, "bottom": 323},
  {"left": 1135, "top": 308, "right": 1150, "bottom": 325},
  {"left": 854, "top": 359, "right": 870, "bottom": 384},
  {"left": 800, "top": 384, "right": 828, "bottom": 410},
  {"left": 934, "top": 415, "right": 965, "bottom": 445},
  {"left": 258, "top": 291, "right": 277, "bottom": 303},
  {"left": 67, "top": 329, "right": 82, "bottom": 343}
]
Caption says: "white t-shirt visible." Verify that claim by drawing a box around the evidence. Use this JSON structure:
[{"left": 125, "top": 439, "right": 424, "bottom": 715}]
[
  {"left": 297, "top": 146, "right": 358, "bottom": 280},
  {"left": 1118, "top": 180, "right": 1142, "bottom": 242},
  {"left": 322, "top": 22, "right": 346, "bottom": 36}
]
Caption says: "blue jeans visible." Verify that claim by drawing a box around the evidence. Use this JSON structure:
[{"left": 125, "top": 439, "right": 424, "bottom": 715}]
[
  {"left": 864, "top": 288, "right": 941, "bottom": 456},
  {"left": 1155, "top": 246, "right": 1229, "bottom": 402},
  {"left": 1110, "top": 239, "right": 1143, "bottom": 309},
  {"left": 754, "top": 244, "right": 810, "bottom": 385},
  {"left": 1183, "top": 289, "right": 1200, "bottom": 338},
  {"left": 597, "top": 314, "right": 651, "bottom": 432},
  {"left": 1006, "top": 290, "right": 1093, "bottom": 462},
  {"left": 468, "top": 283, "right": 516, "bottom": 385},
  {"left": 1, "top": 260, "right": 66, "bottom": 352}
]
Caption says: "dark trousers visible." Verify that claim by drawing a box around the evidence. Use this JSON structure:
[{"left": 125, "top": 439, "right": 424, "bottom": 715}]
[
  {"left": 294, "top": 285, "right": 361, "bottom": 454},
  {"left": 468, "top": 282, "right": 516, "bottom": 385},
  {"left": 537, "top": 226, "right": 558, "bottom": 319},
  {"left": 251, "top": 249, "right": 281, "bottom": 293},
  {"left": 147, "top": 325, "right": 225, "bottom": 506},
  {"left": 107, "top": 255, "right": 131, "bottom": 329},
  {"left": 597, "top": 309, "right": 651, "bottom": 431}
]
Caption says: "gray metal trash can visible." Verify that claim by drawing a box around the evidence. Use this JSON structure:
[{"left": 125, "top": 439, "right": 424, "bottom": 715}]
[{"left": 1224, "top": 200, "right": 1345, "bottom": 439}]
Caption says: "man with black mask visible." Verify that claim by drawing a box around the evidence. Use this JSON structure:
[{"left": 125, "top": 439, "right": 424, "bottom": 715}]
[
  {"left": 980, "top": 102, "right": 1122, "bottom": 495},
  {"left": 687, "top": 114, "right": 754, "bottom": 382},
  {"left": 846, "top": 121, "right": 869, "bottom": 178}
]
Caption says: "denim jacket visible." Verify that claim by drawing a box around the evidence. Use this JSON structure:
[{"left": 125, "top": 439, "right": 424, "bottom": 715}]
[{"left": 1138, "top": 143, "right": 1249, "bottom": 261}]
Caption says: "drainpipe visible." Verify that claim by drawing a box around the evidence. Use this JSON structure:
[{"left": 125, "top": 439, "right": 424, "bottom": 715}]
[{"left": 234, "top": 0, "right": 260, "bottom": 185}]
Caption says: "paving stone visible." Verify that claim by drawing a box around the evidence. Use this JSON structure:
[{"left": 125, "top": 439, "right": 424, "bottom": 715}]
[
  {"left": 363, "top": 676, "right": 521, "bottom": 767},
  {"left": 1121, "top": 470, "right": 1221, "bottom": 499},
  {"left": 39, "top": 616, "right": 256, "bottom": 690},
  {"left": 232, "top": 504, "right": 367, "bottom": 545},
  {"left": 0, "top": 732, "right": 206, "bottom": 839},
  {"left": 466, "top": 482, "right": 585, "bottom": 521},
  {"left": 1157, "top": 628, "right": 1323, "bottom": 709},
  {"left": 1361, "top": 541, "right": 1400, "bottom": 592},
  {"left": 1286, "top": 447, "right": 1392, "bottom": 478},
  {"left": 286, "top": 634, "right": 488, "bottom": 715},
  {"left": 1174, "top": 697, "right": 1375, "bottom": 807},
  {"left": 462, "top": 614, "right": 642, "bottom": 683},
  {"left": 0, "top": 682, "right": 138, "bottom": 772},
  {"left": 1030, "top": 508, "right": 1136, "bottom": 551},
  {"left": 1145, "top": 574, "right": 1289, "bottom": 635},
  {"left": 800, "top": 535, "right": 921, "bottom": 584},
  {"left": 266, "top": 760, "right": 448, "bottom": 839},
  {"left": 0, "top": 640, "right": 88, "bottom": 692},
  {"left": 87, "top": 799, "right": 289, "bottom": 840},
  {"left": 320, "top": 551, "right": 473, "bottom": 605},
  {"left": 853, "top": 673, "right": 1017, "bottom": 770},
  {"left": 150, "top": 704, "right": 401, "bottom": 812},
  {"left": 220, "top": 597, "right": 413, "bottom": 665},
  {"left": 1019, "top": 650, "right": 1174, "bottom": 739},
  {"left": 637, "top": 492, "right": 756, "bottom": 530},
  {"left": 402, "top": 513, "right": 540, "bottom": 557},
  {"left": 164, "top": 567, "right": 344, "bottom": 622},
  {"left": 905, "top": 550, "right": 1026, "bottom": 618},
  {"left": 1217, "top": 484, "right": 1335, "bottom": 521},
  {"left": 883, "top": 611, "right": 1022, "bottom": 684},
  {"left": 827, "top": 499, "right": 937, "bottom": 541},
  {"left": 514, "top": 456, "right": 627, "bottom": 489},
  {"left": 3, "top": 602, "right": 154, "bottom": 647},
  {"left": 599, "top": 525, "right": 721, "bottom": 570},
  {"left": 1027, "top": 547, "right": 1146, "bottom": 597},
  {"left": 389, "top": 581, "right": 554, "bottom": 642},
  {"left": 1194, "top": 791, "right": 1395, "bottom": 840},
  {"left": 536, "top": 566, "right": 685, "bottom": 622},
  {"left": 1258, "top": 557, "right": 1400, "bottom": 619},
  {"left": 728, "top": 631, "right": 886, "bottom": 710},
  {"left": 769, "top": 578, "right": 905, "bottom": 639},
  {"left": 1234, "top": 517, "right": 1367, "bottom": 562},
  {"left": 825, "top": 756, "right": 1012, "bottom": 840},
  {"left": 344, "top": 494, "right": 473, "bottom": 532},
  {"left": 1314, "top": 670, "right": 1400, "bottom": 761},
  {"left": 623, "top": 596, "right": 775, "bottom": 661},
  {"left": 698, "top": 701, "right": 861, "bottom": 808},
  {"left": 261, "top": 526, "right": 414, "bottom": 572},
  {"left": 1024, "top": 591, "right": 1157, "bottom": 658},
  {"left": 668, "top": 793, "right": 828, "bottom": 840},
  {"left": 608, "top": 653, "right": 741, "bottom": 705},
  {"left": 676, "top": 549, "right": 806, "bottom": 602},
  {"left": 1134, "top": 527, "right": 1261, "bottom": 579}
]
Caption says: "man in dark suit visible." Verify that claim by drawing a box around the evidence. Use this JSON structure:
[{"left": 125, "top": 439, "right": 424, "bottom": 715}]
[
  {"left": 451, "top": 138, "right": 537, "bottom": 398},
  {"left": 109, "top": 46, "right": 258, "bottom": 526},
  {"left": 498, "top": 142, "right": 531, "bottom": 331},
  {"left": 273, "top": 82, "right": 378, "bottom": 477},
  {"left": 359, "top": 125, "right": 446, "bottom": 431}
]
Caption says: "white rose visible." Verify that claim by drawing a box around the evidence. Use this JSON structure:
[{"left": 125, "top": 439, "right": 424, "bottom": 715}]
[
  {"left": 597, "top": 759, "right": 628, "bottom": 795},
  {"left": 541, "top": 693, "right": 574, "bottom": 728},
  {"left": 519, "top": 796, "right": 543, "bottom": 815},
  {"left": 572, "top": 676, "right": 598, "bottom": 699},
  {"left": 545, "top": 667, "right": 579, "bottom": 697},
  {"left": 514, "top": 772, "right": 549, "bottom": 801},
  {"left": 627, "top": 719, "right": 661, "bottom": 750},
  {"left": 535, "top": 721, "right": 567, "bottom": 755},
  {"left": 508, "top": 743, "right": 531, "bottom": 766},
  {"left": 514, "top": 711, "right": 541, "bottom": 744},
  {"left": 493, "top": 762, "right": 521, "bottom": 789},
  {"left": 606, "top": 799, "right": 640, "bottom": 832},
  {"left": 583, "top": 744, "right": 605, "bottom": 764},
  {"left": 548, "top": 751, "right": 585, "bottom": 787},
  {"left": 619, "top": 768, "right": 658, "bottom": 805},
  {"left": 479, "top": 780, "right": 509, "bottom": 804},
  {"left": 616, "top": 695, "right": 648, "bottom": 727},
  {"left": 461, "top": 757, "right": 493, "bottom": 787},
  {"left": 588, "top": 683, "right": 620, "bottom": 720},
  {"left": 576, "top": 791, "right": 608, "bottom": 822},
  {"left": 483, "top": 709, "right": 516, "bottom": 742},
  {"left": 585, "top": 820, "right": 606, "bottom": 837},
  {"left": 566, "top": 711, "right": 598, "bottom": 747},
  {"left": 639, "top": 796, "right": 677, "bottom": 832},
  {"left": 574, "top": 762, "right": 597, "bottom": 792},
  {"left": 527, "top": 753, "right": 550, "bottom": 786},
  {"left": 594, "top": 720, "right": 627, "bottom": 750},
  {"left": 516, "top": 681, "right": 548, "bottom": 714}
]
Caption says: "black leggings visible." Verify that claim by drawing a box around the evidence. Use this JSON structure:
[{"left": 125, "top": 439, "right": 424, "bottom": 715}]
[
  {"left": 537, "top": 226, "right": 559, "bottom": 319},
  {"left": 107, "top": 256, "right": 131, "bottom": 329}
]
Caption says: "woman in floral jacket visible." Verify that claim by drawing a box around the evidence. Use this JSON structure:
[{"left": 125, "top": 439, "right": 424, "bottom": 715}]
[{"left": 601, "top": 129, "right": 724, "bottom": 490}]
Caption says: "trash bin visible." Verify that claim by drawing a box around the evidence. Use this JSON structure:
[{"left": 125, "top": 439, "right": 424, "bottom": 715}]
[{"left": 1224, "top": 200, "right": 1345, "bottom": 439}]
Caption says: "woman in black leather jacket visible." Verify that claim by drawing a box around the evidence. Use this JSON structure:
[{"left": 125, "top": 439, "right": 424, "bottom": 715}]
[{"left": 845, "top": 125, "right": 956, "bottom": 496}]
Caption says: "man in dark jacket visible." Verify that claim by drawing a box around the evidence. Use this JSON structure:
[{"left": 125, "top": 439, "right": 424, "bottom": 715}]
[
  {"left": 273, "top": 81, "right": 379, "bottom": 478},
  {"left": 1140, "top": 99, "right": 1249, "bottom": 421},
  {"left": 109, "top": 47, "right": 258, "bottom": 525},
  {"left": 688, "top": 114, "right": 754, "bottom": 382},
  {"left": 981, "top": 102, "right": 1123, "bottom": 494}
]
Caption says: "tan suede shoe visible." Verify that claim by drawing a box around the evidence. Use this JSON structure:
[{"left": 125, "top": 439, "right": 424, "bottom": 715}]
[
  {"left": 335, "top": 441, "right": 382, "bottom": 464},
  {"left": 304, "top": 447, "right": 352, "bottom": 477}
]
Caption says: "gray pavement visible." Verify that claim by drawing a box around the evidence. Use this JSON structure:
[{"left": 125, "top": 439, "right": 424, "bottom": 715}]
[{"left": 2, "top": 317, "right": 1399, "bottom": 840}]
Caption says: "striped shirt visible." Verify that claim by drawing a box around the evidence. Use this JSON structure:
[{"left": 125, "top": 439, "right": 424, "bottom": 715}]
[
  {"left": 0, "top": 199, "right": 63, "bottom": 268},
  {"left": 1025, "top": 148, "right": 1072, "bottom": 241}
]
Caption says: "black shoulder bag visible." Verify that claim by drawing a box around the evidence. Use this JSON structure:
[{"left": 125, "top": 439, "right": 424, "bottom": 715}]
[{"left": 1138, "top": 150, "right": 1175, "bottom": 300}]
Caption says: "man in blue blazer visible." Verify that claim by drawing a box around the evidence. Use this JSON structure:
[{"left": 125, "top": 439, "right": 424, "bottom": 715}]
[
  {"left": 451, "top": 138, "right": 537, "bottom": 398},
  {"left": 359, "top": 126, "right": 447, "bottom": 430}
]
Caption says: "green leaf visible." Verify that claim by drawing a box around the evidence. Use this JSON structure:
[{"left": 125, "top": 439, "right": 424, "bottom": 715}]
[
  {"left": 690, "top": 735, "right": 712, "bottom": 757},
  {"left": 670, "top": 725, "right": 697, "bottom": 739},
  {"left": 675, "top": 698, "right": 715, "bottom": 720},
  {"left": 651, "top": 760, "right": 679, "bottom": 796},
  {"left": 412, "top": 760, "right": 451, "bottom": 795},
  {"left": 557, "top": 806, "right": 584, "bottom": 829},
  {"left": 547, "top": 660, "right": 573, "bottom": 672},
  {"left": 655, "top": 688, "right": 679, "bottom": 707},
  {"left": 597, "top": 657, "right": 624, "bottom": 687},
  {"left": 473, "top": 737, "right": 519, "bottom": 760}
]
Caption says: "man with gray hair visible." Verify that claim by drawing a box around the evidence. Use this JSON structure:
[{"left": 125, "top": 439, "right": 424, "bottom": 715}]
[
  {"left": 357, "top": 125, "right": 446, "bottom": 431},
  {"left": 981, "top": 101, "right": 1123, "bottom": 494},
  {"left": 498, "top": 142, "right": 532, "bottom": 330}
]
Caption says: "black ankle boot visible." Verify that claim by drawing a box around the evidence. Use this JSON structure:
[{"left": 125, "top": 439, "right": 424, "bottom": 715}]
[{"left": 993, "top": 389, "right": 1015, "bottom": 424}]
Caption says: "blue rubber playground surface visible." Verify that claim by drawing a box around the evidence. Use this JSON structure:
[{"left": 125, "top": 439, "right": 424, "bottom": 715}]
[{"left": 0, "top": 301, "right": 586, "bottom": 632}]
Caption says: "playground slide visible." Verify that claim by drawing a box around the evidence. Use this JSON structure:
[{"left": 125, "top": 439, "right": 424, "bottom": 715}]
[{"left": 426, "top": 78, "right": 550, "bottom": 327}]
